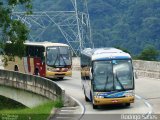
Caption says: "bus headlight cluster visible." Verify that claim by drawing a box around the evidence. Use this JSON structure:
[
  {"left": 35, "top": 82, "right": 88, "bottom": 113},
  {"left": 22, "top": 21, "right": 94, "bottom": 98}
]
[
  {"left": 47, "top": 67, "right": 56, "bottom": 72},
  {"left": 95, "top": 95, "right": 104, "bottom": 98},
  {"left": 47, "top": 67, "right": 52, "bottom": 71},
  {"left": 125, "top": 91, "right": 134, "bottom": 97}
]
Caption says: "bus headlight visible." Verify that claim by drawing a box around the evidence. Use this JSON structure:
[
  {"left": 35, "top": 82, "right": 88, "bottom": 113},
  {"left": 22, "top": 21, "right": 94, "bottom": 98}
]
[
  {"left": 125, "top": 91, "right": 134, "bottom": 97},
  {"left": 47, "top": 67, "right": 52, "bottom": 71},
  {"left": 95, "top": 95, "right": 104, "bottom": 98},
  {"left": 47, "top": 67, "right": 56, "bottom": 72}
]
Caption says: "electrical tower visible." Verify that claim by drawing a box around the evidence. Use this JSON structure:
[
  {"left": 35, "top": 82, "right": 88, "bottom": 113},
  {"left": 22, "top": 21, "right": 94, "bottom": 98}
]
[{"left": 12, "top": 0, "right": 93, "bottom": 56}]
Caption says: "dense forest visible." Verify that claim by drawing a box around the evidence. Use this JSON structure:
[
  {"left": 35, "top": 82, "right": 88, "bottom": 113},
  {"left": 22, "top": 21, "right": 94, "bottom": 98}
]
[
  {"left": 16, "top": 0, "right": 160, "bottom": 55},
  {"left": 87, "top": 0, "right": 160, "bottom": 55}
]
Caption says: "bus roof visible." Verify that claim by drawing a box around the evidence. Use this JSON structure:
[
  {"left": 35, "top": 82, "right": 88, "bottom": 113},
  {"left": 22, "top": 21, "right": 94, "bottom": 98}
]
[
  {"left": 81, "top": 48, "right": 131, "bottom": 61},
  {"left": 24, "top": 41, "right": 69, "bottom": 47}
]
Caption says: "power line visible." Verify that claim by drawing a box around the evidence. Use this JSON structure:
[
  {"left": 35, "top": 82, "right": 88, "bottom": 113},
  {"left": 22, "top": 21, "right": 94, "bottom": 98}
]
[{"left": 12, "top": 0, "right": 93, "bottom": 56}]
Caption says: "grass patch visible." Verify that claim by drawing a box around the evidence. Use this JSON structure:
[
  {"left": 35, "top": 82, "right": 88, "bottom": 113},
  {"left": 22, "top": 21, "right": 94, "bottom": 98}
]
[{"left": 0, "top": 96, "right": 63, "bottom": 120}]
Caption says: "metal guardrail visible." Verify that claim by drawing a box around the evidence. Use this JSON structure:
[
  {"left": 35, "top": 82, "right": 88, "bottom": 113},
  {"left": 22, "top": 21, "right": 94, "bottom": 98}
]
[{"left": 0, "top": 69, "right": 65, "bottom": 101}]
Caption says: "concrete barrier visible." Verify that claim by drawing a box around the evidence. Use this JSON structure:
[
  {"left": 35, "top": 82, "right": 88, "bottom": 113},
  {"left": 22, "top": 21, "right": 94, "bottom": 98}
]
[
  {"left": 72, "top": 57, "right": 160, "bottom": 79},
  {"left": 72, "top": 57, "right": 81, "bottom": 70},
  {"left": 0, "top": 69, "right": 64, "bottom": 101},
  {"left": 0, "top": 69, "right": 81, "bottom": 108},
  {"left": 133, "top": 60, "right": 160, "bottom": 79}
]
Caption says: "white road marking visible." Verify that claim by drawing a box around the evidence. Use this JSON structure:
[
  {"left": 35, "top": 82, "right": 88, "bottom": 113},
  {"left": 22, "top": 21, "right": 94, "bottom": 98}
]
[
  {"left": 136, "top": 94, "right": 153, "bottom": 115},
  {"left": 58, "top": 112, "right": 72, "bottom": 114},
  {"left": 60, "top": 109, "right": 75, "bottom": 112},
  {"left": 56, "top": 117, "right": 73, "bottom": 119},
  {"left": 69, "top": 95, "right": 86, "bottom": 120}
]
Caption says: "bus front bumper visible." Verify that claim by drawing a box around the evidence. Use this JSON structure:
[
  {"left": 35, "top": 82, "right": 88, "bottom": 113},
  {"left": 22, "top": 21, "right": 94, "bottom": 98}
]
[
  {"left": 93, "top": 96, "right": 134, "bottom": 105},
  {"left": 46, "top": 71, "right": 72, "bottom": 78}
]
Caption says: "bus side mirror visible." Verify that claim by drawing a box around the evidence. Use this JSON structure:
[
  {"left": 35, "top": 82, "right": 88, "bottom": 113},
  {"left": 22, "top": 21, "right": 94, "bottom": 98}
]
[
  {"left": 90, "top": 68, "right": 93, "bottom": 80},
  {"left": 42, "top": 61, "right": 45, "bottom": 65},
  {"left": 134, "top": 71, "right": 138, "bottom": 79},
  {"left": 43, "top": 52, "right": 46, "bottom": 56},
  {"left": 91, "top": 68, "right": 93, "bottom": 73},
  {"left": 71, "top": 51, "right": 74, "bottom": 57}
]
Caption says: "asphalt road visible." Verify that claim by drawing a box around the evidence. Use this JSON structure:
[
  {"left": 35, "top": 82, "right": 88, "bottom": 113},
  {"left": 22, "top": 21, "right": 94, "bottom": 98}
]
[{"left": 55, "top": 70, "right": 160, "bottom": 118}]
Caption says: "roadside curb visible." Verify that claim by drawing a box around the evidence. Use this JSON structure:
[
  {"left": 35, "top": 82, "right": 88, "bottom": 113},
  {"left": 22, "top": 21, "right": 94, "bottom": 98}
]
[{"left": 49, "top": 94, "right": 85, "bottom": 120}]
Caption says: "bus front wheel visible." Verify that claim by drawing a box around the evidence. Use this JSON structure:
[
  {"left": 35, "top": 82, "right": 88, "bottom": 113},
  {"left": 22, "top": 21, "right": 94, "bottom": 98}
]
[
  {"left": 34, "top": 68, "right": 39, "bottom": 75},
  {"left": 93, "top": 104, "right": 98, "bottom": 109},
  {"left": 58, "top": 77, "right": 64, "bottom": 80},
  {"left": 14, "top": 65, "right": 19, "bottom": 71},
  {"left": 125, "top": 103, "right": 130, "bottom": 107},
  {"left": 90, "top": 92, "right": 98, "bottom": 109}
]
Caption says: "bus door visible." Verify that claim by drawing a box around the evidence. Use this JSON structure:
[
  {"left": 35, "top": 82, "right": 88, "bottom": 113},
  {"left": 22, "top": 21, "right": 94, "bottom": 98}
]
[{"left": 25, "top": 45, "right": 45, "bottom": 76}]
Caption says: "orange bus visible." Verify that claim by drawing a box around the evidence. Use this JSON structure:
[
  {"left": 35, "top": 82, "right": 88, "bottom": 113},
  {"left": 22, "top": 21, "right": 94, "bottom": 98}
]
[{"left": 4, "top": 41, "right": 72, "bottom": 79}]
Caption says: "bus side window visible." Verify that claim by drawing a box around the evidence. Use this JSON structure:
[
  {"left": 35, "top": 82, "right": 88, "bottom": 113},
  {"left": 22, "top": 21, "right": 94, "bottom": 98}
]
[
  {"left": 26, "top": 46, "right": 35, "bottom": 57},
  {"left": 40, "top": 47, "right": 45, "bottom": 63},
  {"left": 81, "top": 54, "right": 91, "bottom": 80},
  {"left": 34, "top": 46, "right": 45, "bottom": 58},
  {"left": 81, "top": 54, "right": 86, "bottom": 80},
  {"left": 25, "top": 46, "right": 31, "bottom": 57},
  {"left": 86, "top": 57, "right": 91, "bottom": 80}
]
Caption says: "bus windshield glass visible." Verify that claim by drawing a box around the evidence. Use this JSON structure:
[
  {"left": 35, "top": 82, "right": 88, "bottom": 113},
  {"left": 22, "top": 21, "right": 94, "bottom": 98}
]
[
  {"left": 46, "top": 46, "right": 71, "bottom": 67},
  {"left": 93, "top": 60, "right": 134, "bottom": 92}
]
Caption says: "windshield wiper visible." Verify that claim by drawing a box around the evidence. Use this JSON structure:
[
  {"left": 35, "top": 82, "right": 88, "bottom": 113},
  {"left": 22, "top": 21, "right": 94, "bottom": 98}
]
[
  {"left": 115, "top": 73, "right": 125, "bottom": 91},
  {"left": 59, "top": 54, "right": 67, "bottom": 66},
  {"left": 104, "top": 75, "right": 108, "bottom": 90},
  {"left": 52, "top": 54, "right": 59, "bottom": 67}
]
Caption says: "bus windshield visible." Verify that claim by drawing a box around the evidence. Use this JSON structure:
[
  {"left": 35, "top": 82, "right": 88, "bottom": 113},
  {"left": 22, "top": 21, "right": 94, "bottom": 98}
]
[
  {"left": 93, "top": 60, "right": 134, "bottom": 92},
  {"left": 46, "top": 46, "right": 71, "bottom": 67}
]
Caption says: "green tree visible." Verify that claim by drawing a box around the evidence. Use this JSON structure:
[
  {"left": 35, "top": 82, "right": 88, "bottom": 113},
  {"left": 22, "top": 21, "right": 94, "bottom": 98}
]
[
  {"left": 0, "top": 0, "right": 32, "bottom": 58},
  {"left": 138, "top": 46, "right": 159, "bottom": 61},
  {"left": 114, "top": 46, "right": 131, "bottom": 54}
]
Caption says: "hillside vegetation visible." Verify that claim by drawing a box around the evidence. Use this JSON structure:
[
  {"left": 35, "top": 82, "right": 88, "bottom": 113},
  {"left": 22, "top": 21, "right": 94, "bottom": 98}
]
[{"left": 88, "top": 0, "right": 160, "bottom": 55}]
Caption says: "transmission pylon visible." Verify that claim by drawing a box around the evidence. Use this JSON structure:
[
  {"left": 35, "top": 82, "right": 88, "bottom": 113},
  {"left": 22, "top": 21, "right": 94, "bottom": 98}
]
[{"left": 12, "top": 0, "right": 93, "bottom": 56}]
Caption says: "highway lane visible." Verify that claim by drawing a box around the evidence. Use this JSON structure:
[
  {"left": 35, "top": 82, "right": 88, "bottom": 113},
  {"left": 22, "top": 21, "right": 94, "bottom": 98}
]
[
  {"left": 135, "top": 77, "right": 160, "bottom": 114},
  {"left": 55, "top": 70, "right": 159, "bottom": 116}
]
